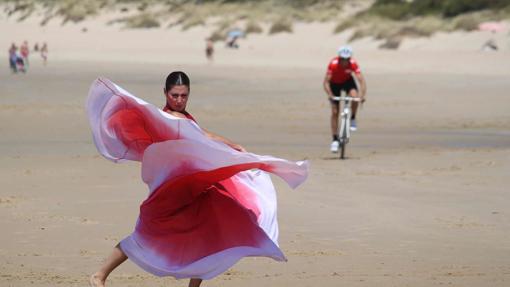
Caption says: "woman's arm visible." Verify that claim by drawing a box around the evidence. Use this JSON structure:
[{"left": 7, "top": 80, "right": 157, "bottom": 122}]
[
  {"left": 202, "top": 128, "right": 246, "bottom": 152},
  {"left": 168, "top": 110, "right": 246, "bottom": 152}
]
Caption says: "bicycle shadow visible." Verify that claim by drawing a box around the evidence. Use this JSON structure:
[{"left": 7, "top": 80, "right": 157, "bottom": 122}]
[{"left": 321, "top": 155, "right": 361, "bottom": 160}]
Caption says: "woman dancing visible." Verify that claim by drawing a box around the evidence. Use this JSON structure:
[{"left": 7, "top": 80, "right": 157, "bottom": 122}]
[{"left": 87, "top": 71, "right": 308, "bottom": 287}]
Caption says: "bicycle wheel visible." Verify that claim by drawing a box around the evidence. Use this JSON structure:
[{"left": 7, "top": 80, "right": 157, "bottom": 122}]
[
  {"left": 339, "top": 121, "right": 348, "bottom": 159},
  {"left": 340, "top": 140, "right": 346, "bottom": 159}
]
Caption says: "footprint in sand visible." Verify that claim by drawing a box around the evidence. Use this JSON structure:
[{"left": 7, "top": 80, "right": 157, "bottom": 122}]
[
  {"left": 288, "top": 250, "right": 343, "bottom": 257},
  {"left": 0, "top": 196, "right": 21, "bottom": 207},
  {"left": 434, "top": 217, "right": 491, "bottom": 229},
  {"left": 104, "top": 236, "right": 120, "bottom": 242},
  {"left": 431, "top": 165, "right": 462, "bottom": 172},
  {"left": 79, "top": 249, "right": 98, "bottom": 257}
]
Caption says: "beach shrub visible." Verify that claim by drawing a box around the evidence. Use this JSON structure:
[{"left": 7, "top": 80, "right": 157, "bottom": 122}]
[
  {"left": 16, "top": 4, "right": 35, "bottom": 22},
  {"left": 379, "top": 36, "right": 402, "bottom": 49},
  {"left": 245, "top": 20, "right": 263, "bottom": 34},
  {"left": 348, "top": 28, "right": 370, "bottom": 42},
  {"left": 215, "top": 18, "right": 233, "bottom": 33},
  {"left": 57, "top": 0, "right": 99, "bottom": 24},
  {"left": 40, "top": 13, "right": 54, "bottom": 26},
  {"left": 209, "top": 30, "right": 226, "bottom": 42},
  {"left": 370, "top": 0, "right": 510, "bottom": 18},
  {"left": 443, "top": 0, "right": 510, "bottom": 17},
  {"left": 181, "top": 16, "right": 205, "bottom": 30},
  {"left": 269, "top": 17, "right": 293, "bottom": 34},
  {"left": 368, "top": 0, "right": 412, "bottom": 20},
  {"left": 411, "top": 16, "right": 446, "bottom": 36},
  {"left": 395, "top": 25, "right": 432, "bottom": 37},
  {"left": 137, "top": 1, "right": 149, "bottom": 11},
  {"left": 172, "top": 5, "right": 207, "bottom": 30},
  {"left": 333, "top": 18, "right": 356, "bottom": 34},
  {"left": 4, "top": 1, "right": 32, "bottom": 17},
  {"left": 126, "top": 13, "right": 160, "bottom": 28},
  {"left": 58, "top": 1, "right": 99, "bottom": 24},
  {"left": 452, "top": 14, "right": 481, "bottom": 31}
]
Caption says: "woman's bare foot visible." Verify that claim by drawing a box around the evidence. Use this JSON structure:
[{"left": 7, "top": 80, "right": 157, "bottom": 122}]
[{"left": 89, "top": 273, "right": 106, "bottom": 287}]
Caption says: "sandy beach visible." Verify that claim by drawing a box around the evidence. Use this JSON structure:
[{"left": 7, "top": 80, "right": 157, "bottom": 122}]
[{"left": 1, "top": 8, "right": 510, "bottom": 287}]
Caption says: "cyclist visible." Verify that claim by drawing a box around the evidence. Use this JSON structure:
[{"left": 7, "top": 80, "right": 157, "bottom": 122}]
[{"left": 323, "top": 45, "right": 367, "bottom": 153}]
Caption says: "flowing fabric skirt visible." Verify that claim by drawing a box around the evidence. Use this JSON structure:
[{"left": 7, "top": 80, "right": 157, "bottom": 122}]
[{"left": 87, "top": 78, "right": 309, "bottom": 279}]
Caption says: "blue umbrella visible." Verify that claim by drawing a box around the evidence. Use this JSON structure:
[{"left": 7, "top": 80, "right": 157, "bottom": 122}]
[{"left": 227, "top": 29, "right": 245, "bottom": 38}]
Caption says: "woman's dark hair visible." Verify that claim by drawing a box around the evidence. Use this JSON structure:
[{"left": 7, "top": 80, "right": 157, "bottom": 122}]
[{"left": 165, "top": 71, "right": 190, "bottom": 92}]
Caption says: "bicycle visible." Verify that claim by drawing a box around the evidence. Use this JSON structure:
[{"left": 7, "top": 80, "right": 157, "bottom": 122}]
[{"left": 332, "top": 96, "right": 362, "bottom": 159}]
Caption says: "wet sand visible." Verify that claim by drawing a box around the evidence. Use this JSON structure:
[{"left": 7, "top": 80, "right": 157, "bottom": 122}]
[{"left": 1, "top": 58, "right": 509, "bottom": 287}]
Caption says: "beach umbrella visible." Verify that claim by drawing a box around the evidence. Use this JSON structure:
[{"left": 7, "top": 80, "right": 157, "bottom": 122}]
[
  {"left": 478, "top": 22, "right": 506, "bottom": 33},
  {"left": 227, "top": 28, "right": 245, "bottom": 38}
]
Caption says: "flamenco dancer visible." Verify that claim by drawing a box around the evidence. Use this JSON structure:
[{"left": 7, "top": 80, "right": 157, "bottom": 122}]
[{"left": 87, "top": 71, "right": 308, "bottom": 287}]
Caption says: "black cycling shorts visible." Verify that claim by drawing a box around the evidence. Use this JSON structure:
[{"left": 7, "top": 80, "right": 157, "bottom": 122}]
[{"left": 330, "top": 77, "right": 358, "bottom": 103}]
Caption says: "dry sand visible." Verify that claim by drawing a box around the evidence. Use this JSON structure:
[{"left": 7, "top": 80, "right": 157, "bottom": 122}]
[{"left": 1, "top": 9, "right": 510, "bottom": 287}]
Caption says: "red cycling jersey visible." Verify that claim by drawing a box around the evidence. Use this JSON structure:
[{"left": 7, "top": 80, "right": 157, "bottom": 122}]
[{"left": 327, "top": 57, "right": 361, "bottom": 84}]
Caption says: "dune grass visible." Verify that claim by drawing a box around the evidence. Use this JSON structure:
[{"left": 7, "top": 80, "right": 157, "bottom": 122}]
[
  {"left": 269, "top": 17, "right": 293, "bottom": 34},
  {"left": 124, "top": 12, "right": 160, "bottom": 28},
  {"left": 245, "top": 20, "right": 263, "bottom": 35},
  {"left": 58, "top": 0, "right": 101, "bottom": 24},
  {"left": 2, "top": 0, "right": 507, "bottom": 49},
  {"left": 333, "top": 1, "right": 510, "bottom": 49}
]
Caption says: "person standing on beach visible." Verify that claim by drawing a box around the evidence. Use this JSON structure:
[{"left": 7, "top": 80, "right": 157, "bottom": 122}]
[
  {"left": 41, "top": 42, "right": 48, "bottom": 65},
  {"left": 205, "top": 39, "right": 214, "bottom": 62},
  {"left": 87, "top": 72, "right": 308, "bottom": 287},
  {"left": 20, "top": 40, "right": 29, "bottom": 68},
  {"left": 323, "top": 45, "right": 367, "bottom": 153},
  {"left": 8, "top": 43, "right": 18, "bottom": 73}
]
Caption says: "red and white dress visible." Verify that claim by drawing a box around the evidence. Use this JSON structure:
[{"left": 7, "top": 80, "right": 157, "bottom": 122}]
[{"left": 86, "top": 78, "right": 309, "bottom": 280}]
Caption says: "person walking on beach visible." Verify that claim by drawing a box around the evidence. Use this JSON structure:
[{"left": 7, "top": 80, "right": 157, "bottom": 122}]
[
  {"left": 20, "top": 40, "right": 29, "bottom": 68},
  {"left": 205, "top": 38, "right": 214, "bottom": 61},
  {"left": 323, "top": 45, "right": 367, "bottom": 153},
  {"left": 87, "top": 72, "right": 308, "bottom": 287},
  {"left": 8, "top": 43, "right": 18, "bottom": 73},
  {"left": 40, "top": 42, "right": 48, "bottom": 65}
]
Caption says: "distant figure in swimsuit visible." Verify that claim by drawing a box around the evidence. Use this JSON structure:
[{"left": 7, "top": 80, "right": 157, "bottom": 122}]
[
  {"left": 205, "top": 39, "right": 214, "bottom": 61},
  {"left": 41, "top": 42, "right": 48, "bottom": 65},
  {"left": 8, "top": 43, "right": 18, "bottom": 73},
  {"left": 20, "top": 40, "right": 29, "bottom": 67}
]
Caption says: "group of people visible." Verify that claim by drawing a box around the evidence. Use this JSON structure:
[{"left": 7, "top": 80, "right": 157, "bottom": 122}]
[
  {"left": 204, "top": 41, "right": 367, "bottom": 153},
  {"left": 204, "top": 33, "right": 243, "bottom": 62},
  {"left": 8, "top": 41, "right": 48, "bottom": 73}
]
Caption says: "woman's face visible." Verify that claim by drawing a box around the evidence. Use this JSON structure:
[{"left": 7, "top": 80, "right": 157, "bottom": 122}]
[{"left": 165, "top": 85, "right": 189, "bottom": 112}]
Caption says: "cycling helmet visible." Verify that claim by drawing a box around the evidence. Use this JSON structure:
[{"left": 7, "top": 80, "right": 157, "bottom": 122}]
[{"left": 337, "top": 45, "right": 353, "bottom": 59}]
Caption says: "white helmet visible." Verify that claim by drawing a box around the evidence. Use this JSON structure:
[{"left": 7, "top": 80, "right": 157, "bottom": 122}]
[{"left": 337, "top": 45, "right": 353, "bottom": 59}]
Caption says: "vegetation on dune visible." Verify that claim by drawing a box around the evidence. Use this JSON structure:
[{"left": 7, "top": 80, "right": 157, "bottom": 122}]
[
  {"left": 269, "top": 17, "right": 293, "bottom": 34},
  {"left": 368, "top": 0, "right": 510, "bottom": 19},
  {"left": 1, "top": 0, "right": 346, "bottom": 26},
  {"left": 121, "top": 12, "right": 161, "bottom": 28},
  {"left": 335, "top": 0, "right": 510, "bottom": 49},
  {"left": 245, "top": 20, "right": 263, "bottom": 34},
  {"left": 2, "top": 0, "right": 509, "bottom": 49}
]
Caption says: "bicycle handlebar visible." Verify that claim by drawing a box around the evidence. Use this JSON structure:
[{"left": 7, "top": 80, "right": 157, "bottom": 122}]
[{"left": 331, "top": 96, "right": 363, "bottom": 102}]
